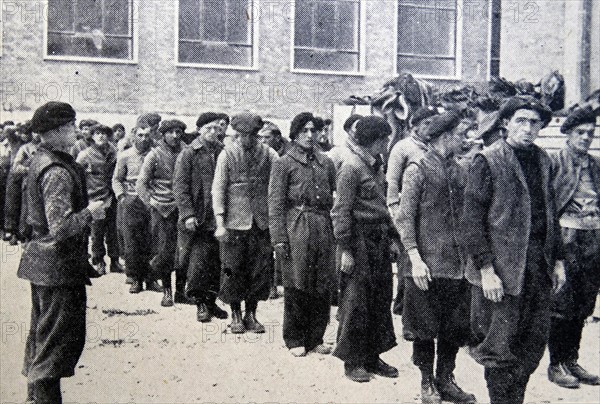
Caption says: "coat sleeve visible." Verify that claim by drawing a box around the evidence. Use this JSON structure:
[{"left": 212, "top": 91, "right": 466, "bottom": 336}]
[
  {"left": 331, "top": 162, "right": 358, "bottom": 250},
  {"left": 268, "top": 157, "right": 290, "bottom": 245},
  {"left": 135, "top": 151, "right": 155, "bottom": 208},
  {"left": 211, "top": 149, "right": 228, "bottom": 219},
  {"left": 173, "top": 148, "right": 197, "bottom": 221},
  {"left": 386, "top": 143, "right": 405, "bottom": 207},
  {"left": 112, "top": 152, "right": 128, "bottom": 199},
  {"left": 397, "top": 162, "right": 423, "bottom": 251}
]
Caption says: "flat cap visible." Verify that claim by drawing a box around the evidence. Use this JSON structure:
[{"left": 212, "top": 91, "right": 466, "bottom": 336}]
[
  {"left": 289, "top": 112, "right": 315, "bottom": 140},
  {"left": 78, "top": 119, "right": 99, "bottom": 130},
  {"left": 231, "top": 112, "right": 264, "bottom": 135},
  {"left": 561, "top": 106, "right": 597, "bottom": 134},
  {"left": 158, "top": 119, "right": 187, "bottom": 134},
  {"left": 498, "top": 96, "right": 553, "bottom": 127},
  {"left": 30, "top": 102, "right": 76, "bottom": 134},
  {"left": 136, "top": 112, "right": 162, "bottom": 129},
  {"left": 89, "top": 124, "right": 114, "bottom": 137},
  {"left": 196, "top": 112, "right": 223, "bottom": 129},
  {"left": 424, "top": 111, "right": 461, "bottom": 140},
  {"left": 410, "top": 106, "right": 439, "bottom": 128},
  {"left": 343, "top": 114, "right": 363, "bottom": 132},
  {"left": 355, "top": 116, "right": 392, "bottom": 146}
]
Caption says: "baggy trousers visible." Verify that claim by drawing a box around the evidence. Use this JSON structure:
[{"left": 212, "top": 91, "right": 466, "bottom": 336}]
[
  {"left": 3, "top": 170, "right": 23, "bottom": 234},
  {"left": 283, "top": 287, "right": 331, "bottom": 351},
  {"left": 178, "top": 228, "right": 221, "bottom": 303},
  {"left": 150, "top": 209, "right": 178, "bottom": 287},
  {"left": 23, "top": 284, "right": 86, "bottom": 383},
  {"left": 121, "top": 195, "right": 152, "bottom": 280},
  {"left": 90, "top": 197, "right": 119, "bottom": 264}
]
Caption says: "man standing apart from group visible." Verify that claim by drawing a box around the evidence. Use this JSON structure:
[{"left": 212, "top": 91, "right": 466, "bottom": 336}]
[
  {"left": 212, "top": 113, "right": 278, "bottom": 333},
  {"left": 546, "top": 106, "right": 600, "bottom": 388},
  {"left": 463, "top": 96, "right": 566, "bottom": 404},
  {"left": 269, "top": 113, "right": 336, "bottom": 356}
]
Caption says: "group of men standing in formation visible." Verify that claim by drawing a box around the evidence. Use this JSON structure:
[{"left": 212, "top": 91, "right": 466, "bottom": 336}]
[{"left": 1, "top": 89, "right": 598, "bottom": 403}]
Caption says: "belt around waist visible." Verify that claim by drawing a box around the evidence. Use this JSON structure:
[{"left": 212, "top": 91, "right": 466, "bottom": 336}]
[{"left": 291, "top": 205, "right": 330, "bottom": 215}]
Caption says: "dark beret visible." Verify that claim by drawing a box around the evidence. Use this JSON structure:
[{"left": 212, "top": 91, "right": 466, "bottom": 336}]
[
  {"left": 355, "top": 116, "right": 392, "bottom": 146},
  {"left": 78, "top": 119, "right": 98, "bottom": 130},
  {"left": 3, "top": 121, "right": 15, "bottom": 126},
  {"left": 498, "top": 96, "right": 553, "bottom": 127},
  {"left": 158, "top": 119, "right": 187, "bottom": 134},
  {"left": 196, "top": 112, "right": 222, "bottom": 129},
  {"left": 30, "top": 102, "right": 76, "bottom": 134},
  {"left": 343, "top": 114, "right": 363, "bottom": 132},
  {"left": 289, "top": 112, "right": 315, "bottom": 140},
  {"left": 561, "top": 107, "right": 597, "bottom": 134},
  {"left": 89, "top": 124, "right": 114, "bottom": 137},
  {"left": 313, "top": 116, "right": 325, "bottom": 131},
  {"left": 231, "top": 112, "right": 264, "bottom": 135},
  {"left": 112, "top": 123, "right": 125, "bottom": 132},
  {"left": 136, "top": 112, "right": 162, "bottom": 129},
  {"left": 260, "top": 121, "right": 282, "bottom": 137},
  {"left": 424, "top": 111, "right": 461, "bottom": 140},
  {"left": 217, "top": 113, "right": 230, "bottom": 124},
  {"left": 410, "top": 106, "right": 439, "bottom": 128}
]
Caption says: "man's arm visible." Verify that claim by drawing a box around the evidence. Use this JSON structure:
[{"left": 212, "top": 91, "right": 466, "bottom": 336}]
[
  {"left": 397, "top": 163, "right": 423, "bottom": 251},
  {"left": 211, "top": 149, "right": 229, "bottom": 227},
  {"left": 330, "top": 163, "right": 358, "bottom": 251},
  {"left": 40, "top": 166, "right": 93, "bottom": 242},
  {"left": 111, "top": 152, "right": 128, "bottom": 200},
  {"left": 268, "top": 157, "right": 290, "bottom": 245},
  {"left": 135, "top": 151, "right": 155, "bottom": 208},
  {"left": 385, "top": 144, "right": 405, "bottom": 208},
  {"left": 173, "top": 149, "right": 197, "bottom": 222}
]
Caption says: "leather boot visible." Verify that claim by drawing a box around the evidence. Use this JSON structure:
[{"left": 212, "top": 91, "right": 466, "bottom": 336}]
[
  {"left": 344, "top": 363, "right": 371, "bottom": 383},
  {"left": 548, "top": 363, "right": 580, "bottom": 388},
  {"left": 125, "top": 276, "right": 134, "bottom": 284},
  {"left": 196, "top": 303, "right": 211, "bottom": 322},
  {"left": 161, "top": 288, "right": 174, "bottom": 307},
  {"left": 229, "top": 307, "right": 245, "bottom": 334},
  {"left": 436, "top": 373, "right": 476, "bottom": 403},
  {"left": 207, "top": 298, "right": 228, "bottom": 319},
  {"left": 129, "top": 279, "right": 143, "bottom": 294},
  {"left": 174, "top": 278, "right": 193, "bottom": 305},
  {"left": 564, "top": 362, "right": 599, "bottom": 385},
  {"left": 145, "top": 280, "right": 163, "bottom": 293},
  {"left": 34, "top": 378, "right": 62, "bottom": 404},
  {"left": 109, "top": 259, "right": 124, "bottom": 273},
  {"left": 365, "top": 357, "right": 399, "bottom": 378},
  {"left": 421, "top": 374, "right": 442, "bottom": 404},
  {"left": 243, "top": 306, "right": 265, "bottom": 333},
  {"left": 26, "top": 382, "right": 35, "bottom": 404}
]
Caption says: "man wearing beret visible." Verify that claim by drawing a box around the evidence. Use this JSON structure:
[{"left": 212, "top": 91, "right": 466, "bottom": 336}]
[
  {"left": 269, "top": 112, "right": 336, "bottom": 356},
  {"left": 18, "top": 102, "right": 106, "bottom": 403},
  {"left": 112, "top": 121, "right": 162, "bottom": 293},
  {"left": 331, "top": 116, "right": 401, "bottom": 382},
  {"left": 69, "top": 119, "right": 99, "bottom": 159},
  {"left": 76, "top": 124, "right": 122, "bottom": 276},
  {"left": 398, "top": 111, "right": 476, "bottom": 404},
  {"left": 328, "top": 114, "right": 362, "bottom": 172},
  {"left": 546, "top": 106, "right": 600, "bottom": 388},
  {"left": 463, "top": 96, "right": 566, "bottom": 404},
  {"left": 174, "top": 112, "right": 229, "bottom": 321},
  {"left": 387, "top": 106, "right": 438, "bottom": 316},
  {"left": 212, "top": 112, "right": 278, "bottom": 333},
  {"left": 137, "top": 119, "right": 185, "bottom": 307}
]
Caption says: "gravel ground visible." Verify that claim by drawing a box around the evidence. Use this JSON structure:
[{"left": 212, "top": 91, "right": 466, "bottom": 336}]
[{"left": 1, "top": 241, "right": 599, "bottom": 403}]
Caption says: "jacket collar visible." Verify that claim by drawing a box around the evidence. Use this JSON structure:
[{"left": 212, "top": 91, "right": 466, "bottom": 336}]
[
  {"left": 346, "top": 137, "right": 376, "bottom": 168},
  {"left": 287, "top": 143, "right": 325, "bottom": 166},
  {"left": 190, "top": 136, "right": 223, "bottom": 152}
]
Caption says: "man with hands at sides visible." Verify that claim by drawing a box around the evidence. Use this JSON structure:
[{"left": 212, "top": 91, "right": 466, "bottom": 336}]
[{"left": 462, "top": 96, "right": 566, "bottom": 404}]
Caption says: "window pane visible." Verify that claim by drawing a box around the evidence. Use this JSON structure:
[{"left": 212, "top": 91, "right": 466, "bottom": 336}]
[
  {"left": 203, "top": 0, "right": 227, "bottom": 41},
  {"left": 314, "top": 1, "right": 337, "bottom": 49},
  {"left": 227, "top": 0, "right": 250, "bottom": 43},
  {"left": 48, "top": 0, "right": 74, "bottom": 32},
  {"left": 179, "top": 42, "right": 251, "bottom": 66},
  {"left": 294, "top": 1, "right": 313, "bottom": 47},
  {"left": 179, "top": 0, "right": 201, "bottom": 40},
  {"left": 48, "top": 33, "right": 132, "bottom": 59},
  {"left": 104, "top": 0, "right": 130, "bottom": 35},
  {"left": 398, "top": 5, "right": 455, "bottom": 56},
  {"left": 397, "top": 55, "right": 455, "bottom": 76},
  {"left": 338, "top": 1, "right": 358, "bottom": 50},
  {"left": 294, "top": 48, "right": 358, "bottom": 71},
  {"left": 75, "top": 0, "right": 103, "bottom": 32}
]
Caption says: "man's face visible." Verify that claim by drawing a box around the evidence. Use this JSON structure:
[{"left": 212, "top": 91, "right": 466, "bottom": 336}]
[
  {"left": 448, "top": 124, "right": 470, "bottom": 155},
  {"left": 505, "top": 109, "right": 543, "bottom": 148},
  {"left": 218, "top": 119, "right": 229, "bottom": 141},
  {"left": 80, "top": 126, "right": 92, "bottom": 140},
  {"left": 238, "top": 131, "right": 258, "bottom": 150},
  {"left": 134, "top": 127, "right": 152, "bottom": 152},
  {"left": 295, "top": 121, "right": 317, "bottom": 151},
  {"left": 567, "top": 123, "right": 596, "bottom": 154},
  {"left": 414, "top": 117, "right": 434, "bottom": 141},
  {"left": 55, "top": 120, "right": 78, "bottom": 152},
  {"left": 114, "top": 128, "right": 125, "bottom": 141},
  {"left": 198, "top": 119, "right": 222, "bottom": 145},
  {"left": 164, "top": 129, "right": 182, "bottom": 147},
  {"left": 91, "top": 130, "right": 108, "bottom": 146}
]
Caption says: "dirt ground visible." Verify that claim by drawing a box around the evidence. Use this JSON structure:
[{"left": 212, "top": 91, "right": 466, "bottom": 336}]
[{"left": 1, "top": 241, "right": 599, "bottom": 404}]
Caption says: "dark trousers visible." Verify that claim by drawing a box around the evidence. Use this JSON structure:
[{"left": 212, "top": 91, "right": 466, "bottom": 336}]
[
  {"left": 484, "top": 366, "right": 530, "bottom": 404},
  {"left": 219, "top": 225, "right": 273, "bottom": 304},
  {"left": 121, "top": 195, "right": 152, "bottom": 280},
  {"left": 333, "top": 223, "right": 397, "bottom": 365},
  {"left": 116, "top": 198, "right": 125, "bottom": 258},
  {"left": 179, "top": 228, "right": 221, "bottom": 302},
  {"left": 3, "top": 171, "right": 22, "bottom": 233},
  {"left": 0, "top": 167, "right": 8, "bottom": 230},
  {"left": 90, "top": 197, "right": 119, "bottom": 264},
  {"left": 413, "top": 339, "right": 461, "bottom": 377},
  {"left": 23, "top": 284, "right": 86, "bottom": 384},
  {"left": 548, "top": 317, "right": 586, "bottom": 365},
  {"left": 392, "top": 245, "right": 411, "bottom": 315},
  {"left": 283, "top": 287, "right": 330, "bottom": 351},
  {"left": 150, "top": 209, "right": 178, "bottom": 287}
]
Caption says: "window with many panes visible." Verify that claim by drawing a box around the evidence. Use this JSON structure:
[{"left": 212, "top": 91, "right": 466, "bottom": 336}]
[
  {"left": 46, "top": 0, "right": 135, "bottom": 61},
  {"left": 178, "top": 0, "right": 257, "bottom": 68},
  {"left": 293, "top": 0, "right": 363, "bottom": 74},
  {"left": 396, "top": 0, "right": 461, "bottom": 78},
  {"left": 489, "top": 0, "right": 501, "bottom": 77}
]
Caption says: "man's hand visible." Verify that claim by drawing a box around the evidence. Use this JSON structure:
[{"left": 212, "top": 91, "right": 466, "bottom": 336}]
[
  {"left": 407, "top": 249, "right": 431, "bottom": 291},
  {"left": 340, "top": 250, "right": 355, "bottom": 275},
  {"left": 389, "top": 240, "right": 402, "bottom": 261},
  {"left": 185, "top": 217, "right": 198, "bottom": 231},
  {"left": 481, "top": 263, "right": 504, "bottom": 302},
  {"left": 214, "top": 226, "right": 229, "bottom": 242},
  {"left": 274, "top": 243, "right": 290, "bottom": 260},
  {"left": 87, "top": 200, "right": 106, "bottom": 221},
  {"left": 552, "top": 260, "right": 566, "bottom": 294}
]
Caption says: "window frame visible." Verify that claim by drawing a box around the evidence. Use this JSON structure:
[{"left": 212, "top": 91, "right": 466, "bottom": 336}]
[
  {"left": 175, "top": 0, "right": 260, "bottom": 71},
  {"left": 290, "top": 0, "right": 366, "bottom": 76},
  {"left": 393, "top": 0, "right": 463, "bottom": 80},
  {"left": 487, "top": 0, "right": 501, "bottom": 79},
  {"left": 42, "top": 0, "right": 138, "bottom": 64}
]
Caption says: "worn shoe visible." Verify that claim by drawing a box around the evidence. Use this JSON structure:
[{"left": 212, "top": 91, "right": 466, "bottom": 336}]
[
  {"left": 243, "top": 311, "right": 266, "bottom": 333},
  {"left": 436, "top": 374, "right": 476, "bottom": 403},
  {"left": 564, "top": 362, "right": 600, "bottom": 385},
  {"left": 344, "top": 364, "right": 371, "bottom": 383},
  {"left": 129, "top": 280, "right": 143, "bottom": 294},
  {"left": 94, "top": 262, "right": 107, "bottom": 276},
  {"left": 109, "top": 260, "right": 124, "bottom": 273},
  {"left": 422, "top": 375, "right": 442, "bottom": 404},
  {"left": 268, "top": 285, "right": 281, "bottom": 299},
  {"left": 125, "top": 276, "right": 134, "bottom": 284},
  {"left": 161, "top": 288, "right": 174, "bottom": 307},
  {"left": 230, "top": 309, "right": 246, "bottom": 334},
  {"left": 208, "top": 301, "right": 229, "bottom": 319},
  {"left": 290, "top": 347, "right": 307, "bottom": 357},
  {"left": 145, "top": 280, "right": 163, "bottom": 292},
  {"left": 196, "top": 303, "right": 211, "bottom": 322},
  {"left": 310, "top": 344, "right": 333, "bottom": 355},
  {"left": 548, "top": 364, "right": 580, "bottom": 389},
  {"left": 365, "top": 358, "right": 399, "bottom": 378},
  {"left": 175, "top": 291, "right": 194, "bottom": 305}
]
